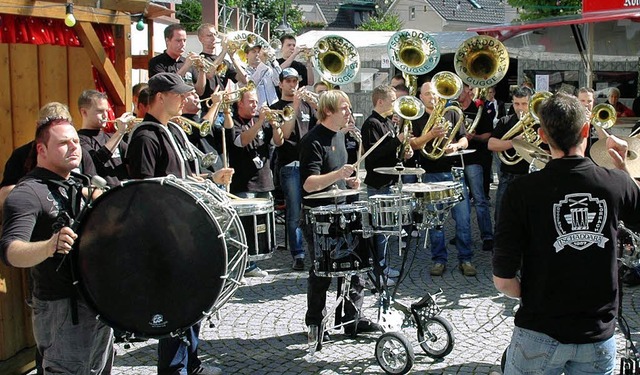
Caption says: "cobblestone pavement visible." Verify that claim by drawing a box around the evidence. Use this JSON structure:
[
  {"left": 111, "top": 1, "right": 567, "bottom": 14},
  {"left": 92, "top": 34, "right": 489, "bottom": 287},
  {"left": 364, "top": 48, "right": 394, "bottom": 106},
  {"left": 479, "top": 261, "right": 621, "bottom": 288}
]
[{"left": 32, "top": 192, "right": 640, "bottom": 374}]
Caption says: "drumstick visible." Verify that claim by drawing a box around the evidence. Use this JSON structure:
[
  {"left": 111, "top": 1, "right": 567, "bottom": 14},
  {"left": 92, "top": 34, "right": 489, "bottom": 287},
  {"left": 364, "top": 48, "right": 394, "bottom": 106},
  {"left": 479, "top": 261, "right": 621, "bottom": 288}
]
[
  {"left": 225, "top": 191, "right": 242, "bottom": 200},
  {"left": 352, "top": 131, "right": 391, "bottom": 167},
  {"left": 222, "top": 127, "right": 231, "bottom": 191}
]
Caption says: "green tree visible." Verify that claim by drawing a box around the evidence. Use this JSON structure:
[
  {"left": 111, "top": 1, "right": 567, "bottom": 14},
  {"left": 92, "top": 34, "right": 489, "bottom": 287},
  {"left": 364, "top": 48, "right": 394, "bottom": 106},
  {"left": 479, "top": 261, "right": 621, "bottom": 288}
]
[
  {"left": 357, "top": 13, "right": 403, "bottom": 31},
  {"left": 508, "top": 0, "right": 581, "bottom": 21},
  {"left": 176, "top": 0, "right": 303, "bottom": 34}
]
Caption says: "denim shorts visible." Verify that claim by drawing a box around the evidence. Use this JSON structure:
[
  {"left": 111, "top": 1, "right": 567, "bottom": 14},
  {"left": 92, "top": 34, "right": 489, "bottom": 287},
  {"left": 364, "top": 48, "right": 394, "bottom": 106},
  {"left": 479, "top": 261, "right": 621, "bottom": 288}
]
[{"left": 504, "top": 326, "right": 615, "bottom": 375}]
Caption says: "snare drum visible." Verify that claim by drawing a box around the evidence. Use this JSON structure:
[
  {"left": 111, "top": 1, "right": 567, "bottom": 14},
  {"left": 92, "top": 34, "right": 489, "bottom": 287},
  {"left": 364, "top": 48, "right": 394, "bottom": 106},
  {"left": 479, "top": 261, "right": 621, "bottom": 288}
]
[
  {"left": 230, "top": 198, "right": 276, "bottom": 261},
  {"left": 74, "top": 177, "right": 247, "bottom": 338},
  {"left": 399, "top": 182, "right": 464, "bottom": 228},
  {"left": 369, "top": 194, "right": 413, "bottom": 228},
  {"left": 308, "top": 202, "right": 372, "bottom": 277}
]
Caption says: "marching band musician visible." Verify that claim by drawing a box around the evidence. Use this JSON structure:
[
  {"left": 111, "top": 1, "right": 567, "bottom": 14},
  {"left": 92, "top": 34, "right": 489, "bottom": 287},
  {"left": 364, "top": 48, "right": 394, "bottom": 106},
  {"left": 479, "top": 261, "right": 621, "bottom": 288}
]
[
  {"left": 0, "top": 110, "right": 113, "bottom": 374},
  {"left": 271, "top": 68, "right": 317, "bottom": 271},
  {"left": 362, "top": 84, "right": 412, "bottom": 285},
  {"left": 196, "top": 23, "right": 247, "bottom": 113},
  {"left": 77, "top": 90, "right": 133, "bottom": 187},
  {"left": 299, "top": 89, "right": 382, "bottom": 344},
  {"left": 487, "top": 86, "right": 531, "bottom": 227},
  {"left": 277, "top": 34, "right": 314, "bottom": 89},
  {"left": 148, "top": 24, "right": 205, "bottom": 97},
  {"left": 226, "top": 87, "right": 284, "bottom": 278},
  {"left": 243, "top": 43, "right": 280, "bottom": 108},
  {"left": 493, "top": 92, "right": 640, "bottom": 374},
  {"left": 127, "top": 73, "right": 233, "bottom": 375},
  {"left": 457, "top": 84, "right": 495, "bottom": 252},
  {"left": 409, "top": 80, "right": 476, "bottom": 277}
]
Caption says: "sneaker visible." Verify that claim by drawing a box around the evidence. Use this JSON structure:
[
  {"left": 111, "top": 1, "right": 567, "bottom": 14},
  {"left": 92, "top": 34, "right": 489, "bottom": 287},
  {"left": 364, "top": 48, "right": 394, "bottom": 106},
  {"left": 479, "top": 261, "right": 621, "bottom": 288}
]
[
  {"left": 482, "top": 239, "right": 494, "bottom": 252},
  {"left": 459, "top": 261, "right": 477, "bottom": 276},
  {"left": 292, "top": 258, "right": 305, "bottom": 271},
  {"left": 343, "top": 318, "right": 382, "bottom": 336},
  {"left": 190, "top": 364, "right": 222, "bottom": 375},
  {"left": 430, "top": 263, "right": 446, "bottom": 276},
  {"left": 383, "top": 266, "right": 400, "bottom": 278},
  {"left": 245, "top": 266, "right": 268, "bottom": 277},
  {"left": 378, "top": 276, "right": 396, "bottom": 287}
]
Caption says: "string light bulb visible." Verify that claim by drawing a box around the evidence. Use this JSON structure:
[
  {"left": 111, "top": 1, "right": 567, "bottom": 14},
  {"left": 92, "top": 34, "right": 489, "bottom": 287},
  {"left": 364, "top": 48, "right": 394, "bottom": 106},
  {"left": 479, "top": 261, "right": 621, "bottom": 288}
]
[{"left": 64, "top": 2, "right": 76, "bottom": 27}]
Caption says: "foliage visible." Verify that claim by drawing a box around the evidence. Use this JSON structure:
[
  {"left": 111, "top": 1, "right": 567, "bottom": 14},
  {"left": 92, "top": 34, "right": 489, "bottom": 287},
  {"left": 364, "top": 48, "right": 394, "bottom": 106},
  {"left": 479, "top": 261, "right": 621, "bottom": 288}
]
[
  {"left": 507, "top": 0, "right": 582, "bottom": 21},
  {"left": 176, "top": 0, "right": 303, "bottom": 34},
  {"left": 357, "top": 12, "right": 403, "bottom": 31}
]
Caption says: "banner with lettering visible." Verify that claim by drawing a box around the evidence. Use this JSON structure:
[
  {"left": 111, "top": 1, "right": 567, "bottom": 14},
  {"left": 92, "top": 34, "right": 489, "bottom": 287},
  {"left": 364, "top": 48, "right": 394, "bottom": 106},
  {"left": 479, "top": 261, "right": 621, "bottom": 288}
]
[{"left": 583, "top": 0, "right": 640, "bottom": 13}]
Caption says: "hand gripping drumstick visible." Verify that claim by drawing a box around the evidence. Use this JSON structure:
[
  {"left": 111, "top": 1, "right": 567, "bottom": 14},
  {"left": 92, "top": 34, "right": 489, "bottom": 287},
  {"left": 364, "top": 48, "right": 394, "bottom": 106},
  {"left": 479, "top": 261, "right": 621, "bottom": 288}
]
[{"left": 352, "top": 131, "right": 391, "bottom": 168}]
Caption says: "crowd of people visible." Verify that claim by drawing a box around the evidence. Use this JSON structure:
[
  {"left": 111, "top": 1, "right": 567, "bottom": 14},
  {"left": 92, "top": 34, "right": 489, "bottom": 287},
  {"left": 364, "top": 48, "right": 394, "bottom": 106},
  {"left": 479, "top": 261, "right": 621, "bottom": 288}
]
[{"left": 1, "top": 23, "right": 640, "bottom": 375}]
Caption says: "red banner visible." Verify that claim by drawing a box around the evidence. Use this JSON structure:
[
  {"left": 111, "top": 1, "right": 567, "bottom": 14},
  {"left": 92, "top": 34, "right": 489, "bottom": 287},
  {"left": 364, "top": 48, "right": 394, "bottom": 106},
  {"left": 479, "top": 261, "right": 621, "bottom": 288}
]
[{"left": 583, "top": 0, "right": 640, "bottom": 13}]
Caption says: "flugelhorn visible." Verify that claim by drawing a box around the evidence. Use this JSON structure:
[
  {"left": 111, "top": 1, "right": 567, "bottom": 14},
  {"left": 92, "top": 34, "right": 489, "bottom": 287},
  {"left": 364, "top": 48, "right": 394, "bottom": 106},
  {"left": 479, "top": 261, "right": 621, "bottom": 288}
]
[
  {"left": 171, "top": 116, "right": 212, "bottom": 137},
  {"left": 590, "top": 103, "right": 616, "bottom": 129},
  {"left": 454, "top": 35, "right": 509, "bottom": 88},
  {"left": 387, "top": 29, "right": 440, "bottom": 95},
  {"left": 498, "top": 91, "right": 551, "bottom": 166},
  {"left": 311, "top": 35, "right": 360, "bottom": 86},
  {"left": 420, "top": 71, "right": 466, "bottom": 160}
]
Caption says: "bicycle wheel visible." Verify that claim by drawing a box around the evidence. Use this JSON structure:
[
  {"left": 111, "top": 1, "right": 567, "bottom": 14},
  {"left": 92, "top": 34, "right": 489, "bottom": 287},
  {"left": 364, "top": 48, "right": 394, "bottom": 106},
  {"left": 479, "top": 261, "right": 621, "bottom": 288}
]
[
  {"left": 417, "top": 316, "right": 455, "bottom": 358},
  {"left": 375, "top": 331, "right": 415, "bottom": 375}
]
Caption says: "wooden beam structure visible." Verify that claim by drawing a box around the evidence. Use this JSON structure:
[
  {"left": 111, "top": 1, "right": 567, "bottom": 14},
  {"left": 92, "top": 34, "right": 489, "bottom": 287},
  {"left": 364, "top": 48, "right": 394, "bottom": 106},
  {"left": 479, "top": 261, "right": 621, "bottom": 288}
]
[{"left": 0, "top": 0, "right": 132, "bottom": 25}]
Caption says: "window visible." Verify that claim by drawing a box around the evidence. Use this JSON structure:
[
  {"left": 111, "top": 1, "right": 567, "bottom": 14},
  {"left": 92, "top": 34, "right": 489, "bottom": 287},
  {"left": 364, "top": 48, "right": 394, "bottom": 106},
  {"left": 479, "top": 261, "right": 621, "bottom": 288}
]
[{"left": 409, "top": 6, "right": 416, "bottom": 20}]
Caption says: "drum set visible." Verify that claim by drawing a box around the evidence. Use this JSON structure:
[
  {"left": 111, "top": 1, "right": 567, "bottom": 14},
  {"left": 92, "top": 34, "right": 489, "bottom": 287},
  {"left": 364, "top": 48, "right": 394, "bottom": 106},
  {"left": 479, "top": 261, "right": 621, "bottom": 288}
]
[{"left": 304, "top": 164, "right": 459, "bottom": 374}]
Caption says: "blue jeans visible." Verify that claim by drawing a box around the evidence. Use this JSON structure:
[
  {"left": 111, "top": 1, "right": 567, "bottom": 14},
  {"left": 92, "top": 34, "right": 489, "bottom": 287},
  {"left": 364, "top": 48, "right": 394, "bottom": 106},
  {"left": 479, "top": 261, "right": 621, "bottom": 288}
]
[
  {"left": 158, "top": 324, "right": 201, "bottom": 375},
  {"left": 235, "top": 191, "right": 272, "bottom": 272},
  {"left": 367, "top": 184, "right": 393, "bottom": 268},
  {"left": 505, "top": 326, "right": 616, "bottom": 375},
  {"left": 423, "top": 172, "right": 473, "bottom": 264},
  {"left": 494, "top": 170, "right": 524, "bottom": 228},
  {"left": 464, "top": 164, "right": 493, "bottom": 241},
  {"left": 280, "top": 165, "right": 304, "bottom": 259}
]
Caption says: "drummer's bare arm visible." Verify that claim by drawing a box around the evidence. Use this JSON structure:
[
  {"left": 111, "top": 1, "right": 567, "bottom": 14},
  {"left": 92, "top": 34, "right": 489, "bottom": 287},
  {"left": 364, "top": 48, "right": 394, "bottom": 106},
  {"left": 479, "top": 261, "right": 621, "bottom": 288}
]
[
  {"left": 345, "top": 176, "right": 360, "bottom": 190},
  {"left": 488, "top": 136, "right": 513, "bottom": 152},
  {"left": 303, "top": 164, "right": 356, "bottom": 192},
  {"left": 445, "top": 137, "right": 468, "bottom": 153},
  {"left": 5, "top": 227, "right": 77, "bottom": 268},
  {"left": 493, "top": 275, "right": 521, "bottom": 298}
]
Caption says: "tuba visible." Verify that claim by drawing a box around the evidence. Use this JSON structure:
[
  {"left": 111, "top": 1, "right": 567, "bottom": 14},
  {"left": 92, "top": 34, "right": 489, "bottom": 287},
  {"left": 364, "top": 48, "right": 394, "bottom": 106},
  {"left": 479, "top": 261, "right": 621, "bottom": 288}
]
[
  {"left": 387, "top": 29, "right": 440, "bottom": 95},
  {"left": 420, "top": 71, "right": 466, "bottom": 160},
  {"left": 454, "top": 35, "right": 509, "bottom": 88},
  {"left": 311, "top": 35, "right": 360, "bottom": 86},
  {"left": 171, "top": 116, "right": 212, "bottom": 138},
  {"left": 590, "top": 103, "right": 616, "bottom": 129},
  {"left": 498, "top": 91, "right": 552, "bottom": 166}
]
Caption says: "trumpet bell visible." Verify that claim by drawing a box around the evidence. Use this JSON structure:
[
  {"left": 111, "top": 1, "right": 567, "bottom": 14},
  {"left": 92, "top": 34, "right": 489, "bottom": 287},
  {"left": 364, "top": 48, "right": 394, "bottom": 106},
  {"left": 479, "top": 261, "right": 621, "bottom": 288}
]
[
  {"left": 393, "top": 95, "right": 425, "bottom": 121},
  {"left": 311, "top": 35, "right": 360, "bottom": 86},
  {"left": 591, "top": 103, "right": 617, "bottom": 129},
  {"left": 454, "top": 35, "right": 509, "bottom": 88},
  {"left": 387, "top": 29, "right": 440, "bottom": 75}
]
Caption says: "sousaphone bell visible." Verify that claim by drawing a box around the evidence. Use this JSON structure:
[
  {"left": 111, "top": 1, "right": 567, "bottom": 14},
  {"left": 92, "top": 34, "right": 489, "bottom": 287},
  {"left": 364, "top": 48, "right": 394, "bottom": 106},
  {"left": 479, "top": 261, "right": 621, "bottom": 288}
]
[
  {"left": 311, "top": 35, "right": 360, "bottom": 86},
  {"left": 387, "top": 29, "right": 440, "bottom": 95},
  {"left": 454, "top": 35, "right": 509, "bottom": 88}
]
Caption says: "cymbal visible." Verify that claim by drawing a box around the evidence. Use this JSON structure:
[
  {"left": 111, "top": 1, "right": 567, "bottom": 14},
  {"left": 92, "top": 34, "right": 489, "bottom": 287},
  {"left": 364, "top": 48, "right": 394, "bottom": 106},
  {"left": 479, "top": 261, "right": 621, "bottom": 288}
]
[
  {"left": 374, "top": 166, "right": 425, "bottom": 175},
  {"left": 306, "top": 187, "right": 360, "bottom": 200},
  {"left": 444, "top": 149, "right": 476, "bottom": 157},
  {"left": 512, "top": 139, "right": 551, "bottom": 170},
  {"left": 590, "top": 136, "right": 640, "bottom": 178}
]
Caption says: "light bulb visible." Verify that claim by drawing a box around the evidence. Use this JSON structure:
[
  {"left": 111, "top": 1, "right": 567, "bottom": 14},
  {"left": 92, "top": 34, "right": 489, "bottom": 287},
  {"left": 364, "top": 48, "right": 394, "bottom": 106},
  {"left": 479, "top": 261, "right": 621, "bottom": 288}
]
[
  {"left": 136, "top": 18, "right": 145, "bottom": 31},
  {"left": 65, "top": 3, "right": 76, "bottom": 27}
]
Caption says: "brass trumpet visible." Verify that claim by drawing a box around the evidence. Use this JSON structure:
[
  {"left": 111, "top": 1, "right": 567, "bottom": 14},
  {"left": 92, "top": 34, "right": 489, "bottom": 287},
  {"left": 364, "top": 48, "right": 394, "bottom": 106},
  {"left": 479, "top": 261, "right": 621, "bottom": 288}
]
[
  {"left": 171, "top": 116, "right": 212, "bottom": 137},
  {"left": 294, "top": 88, "right": 319, "bottom": 105},
  {"left": 104, "top": 117, "right": 143, "bottom": 133},
  {"left": 590, "top": 103, "right": 616, "bottom": 129},
  {"left": 498, "top": 91, "right": 551, "bottom": 166},
  {"left": 265, "top": 105, "right": 295, "bottom": 125},
  {"left": 223, "top": 81, "right": 257, "bottom": 105},
  {"left": 420, "top": 71, "right": 466, "bottom": 160}
]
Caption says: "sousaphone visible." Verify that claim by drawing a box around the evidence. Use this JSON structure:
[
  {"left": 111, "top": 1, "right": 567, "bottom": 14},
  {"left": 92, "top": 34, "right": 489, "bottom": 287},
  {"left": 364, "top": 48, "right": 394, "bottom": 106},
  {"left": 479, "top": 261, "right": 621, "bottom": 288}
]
[
  {"left": 387, "top": 29, "right": 440, "bottom": 94},
  {"left": 311, "top": 35, "right": 360, "bottom": 86},
  {"left": 454, "top": 35, "right": 509, "bottom": 88}
]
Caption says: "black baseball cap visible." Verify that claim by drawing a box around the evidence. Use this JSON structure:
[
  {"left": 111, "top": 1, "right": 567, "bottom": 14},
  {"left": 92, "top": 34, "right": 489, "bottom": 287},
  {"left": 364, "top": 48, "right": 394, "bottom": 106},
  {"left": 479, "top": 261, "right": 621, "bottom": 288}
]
[{"left": 148, "top": 73, "right": 193, "bottom": 95}]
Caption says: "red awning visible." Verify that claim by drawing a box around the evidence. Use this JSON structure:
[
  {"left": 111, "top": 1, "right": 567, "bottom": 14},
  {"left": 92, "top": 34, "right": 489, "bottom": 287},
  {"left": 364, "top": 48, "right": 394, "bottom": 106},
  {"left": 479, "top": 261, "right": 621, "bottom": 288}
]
[{"left": 468, "top": 9, "right": 640, "bottom": 41}]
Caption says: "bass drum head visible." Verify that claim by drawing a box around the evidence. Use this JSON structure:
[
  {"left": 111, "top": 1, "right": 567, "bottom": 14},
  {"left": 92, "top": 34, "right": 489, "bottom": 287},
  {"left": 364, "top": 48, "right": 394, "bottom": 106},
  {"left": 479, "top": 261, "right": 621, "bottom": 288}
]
[{"left": 75, "top": 180, "right": 227, "bottom": 338}]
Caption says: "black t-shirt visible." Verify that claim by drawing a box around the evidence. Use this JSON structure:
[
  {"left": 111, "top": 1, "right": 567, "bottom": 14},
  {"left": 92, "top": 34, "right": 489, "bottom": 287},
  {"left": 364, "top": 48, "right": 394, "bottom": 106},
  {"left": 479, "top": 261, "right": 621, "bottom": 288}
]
[
  {"left": 493, "top": 157, "right": 640, "bottom": 344},
  {"left": 491, "top": 114, "right": 530, "bottom": 175},
  {"left": 462, "top": 101, "right": 493, "bottom": 166},
  {"left": 1, "top": 142, "right": 96, "bottom": 188},
  {"left": 127, "top": 114, "right": 194, "bottom": 179},
  {"left": 299, "top": 124, "right": 349, "bottom": 207},
  {"left": 271, "top": 99, "right": 317, "bottom": 167},
  {"left": 199, "top": 52, "right": 238, "bottom": 113},
  {"left": 361, "top": 111, "right": 402, "bottom": 189},
  {"left": 0, "top": 167, "right": 87, "bottom": 300},
  {"left": 77, "top": 129, "right": 129, "bottom": 187},
  {"left": 148, "top": 51, "right": 199, "bottom": 85},
  {"left": 411, "top": 110, "right": 463, "bottom": 173},
  {"left": 228, "top": 114, "right": 275, "bottom": 193}
]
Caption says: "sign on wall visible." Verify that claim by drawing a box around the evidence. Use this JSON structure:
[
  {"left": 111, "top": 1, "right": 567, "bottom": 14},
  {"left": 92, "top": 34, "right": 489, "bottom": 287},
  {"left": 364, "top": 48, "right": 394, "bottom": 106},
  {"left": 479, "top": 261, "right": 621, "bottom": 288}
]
[{"left": 583, "top": 0, "right": 640, "bottom": 13}]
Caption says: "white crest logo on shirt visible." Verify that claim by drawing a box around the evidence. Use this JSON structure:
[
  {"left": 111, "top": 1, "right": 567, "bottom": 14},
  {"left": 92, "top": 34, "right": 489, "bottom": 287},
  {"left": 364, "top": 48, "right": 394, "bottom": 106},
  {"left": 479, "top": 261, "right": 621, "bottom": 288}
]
[{"left": 552, "top": 193, "right": 608, "bottom": 252}]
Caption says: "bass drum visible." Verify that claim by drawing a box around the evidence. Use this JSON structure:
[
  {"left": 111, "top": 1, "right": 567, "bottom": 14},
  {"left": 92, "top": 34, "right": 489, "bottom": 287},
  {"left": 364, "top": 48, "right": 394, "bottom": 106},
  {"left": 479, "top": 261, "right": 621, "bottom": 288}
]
[{"left": 74, "top": 177, "right": 247, "bottom": 338}]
